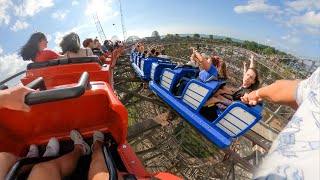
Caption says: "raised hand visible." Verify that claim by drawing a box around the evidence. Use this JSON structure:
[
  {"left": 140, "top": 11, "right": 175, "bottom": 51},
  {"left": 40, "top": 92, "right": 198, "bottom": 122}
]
[
  {"left": 249, "top": 53, "right": 254, "bottom": 61},
  {"left": 243, "top": 61, "right": 247, "bottom": 66}
]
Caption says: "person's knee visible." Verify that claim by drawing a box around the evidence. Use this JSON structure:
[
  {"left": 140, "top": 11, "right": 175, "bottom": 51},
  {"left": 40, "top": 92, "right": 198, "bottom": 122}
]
[
  {"left": 91, "top": 172, "right": 110, "bottom": 180},
  {"left": 34, "top": 162, "right": 56, "bottom": 172},
  {"left": 0, "top": 153, "right": 19, "bottom": 179},
  {"left": 29, "top": 162, "right": 59, "bottom": 179},
  {"left": 0, "top": 152, "right": 19, "bottom": 162}
]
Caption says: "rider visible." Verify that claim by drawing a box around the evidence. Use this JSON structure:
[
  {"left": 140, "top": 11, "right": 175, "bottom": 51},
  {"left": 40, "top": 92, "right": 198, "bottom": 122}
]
[{"left": 20, "top": 32, "right": 62, "bottom": 62}]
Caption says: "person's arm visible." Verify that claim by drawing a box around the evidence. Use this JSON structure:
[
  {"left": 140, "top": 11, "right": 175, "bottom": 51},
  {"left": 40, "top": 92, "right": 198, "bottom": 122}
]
[
  {"left": 48, "top": 50, "right": 64, "bottom": 59},
  {"left": 192, "top": 48, "right": 211, "bottom": 72},
  {"left": 249, "top": 53, "right": 254, "bottom": 68},
  {"left": 0, "top": 86, "right": 35, "bottom": 112},
  {"left": 241, "top": 80, "right": 301, "bottom": 109},
  {"left": 243, "top": 54, "right": 254, "bottom": 75},
  {"left": 243, "top": 61, "right": 247, "bottom": 75}
]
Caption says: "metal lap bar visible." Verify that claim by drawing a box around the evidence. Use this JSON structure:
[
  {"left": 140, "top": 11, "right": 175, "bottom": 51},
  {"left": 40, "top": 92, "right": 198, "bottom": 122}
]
[
  {"left": 103, "top": 145, "right": 118, "bottom": 180},
  {"left": 6, "top": 156, "right": 57, "bottom": 180}
]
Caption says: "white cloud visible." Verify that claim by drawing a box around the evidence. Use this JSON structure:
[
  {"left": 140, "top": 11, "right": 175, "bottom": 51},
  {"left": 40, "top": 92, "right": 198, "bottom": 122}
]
[
  {"left": 0, "top": 54, "right": 29, "bottom": 80},
  {"left": 85, "top": 0, "right": 119, "bottom": 23},
  {"left": 72, "top": 1, "right": 79, "bottom": 6},
  {"left": 15, "top": 0, "right": 54, "bottom": 17},
  {"left": 286, "top": 0, "right": 320, "bottom": 12},
  {"left": 52, "top": 24, "right": 89, "bottom": 52},
  {"left": 0, "top": 46, "right": 3, "bottom": 54},
  {"left": 290, "top": 11, "right": 320, "bottom": 27},
  {"left": 235, "top": 0, "right": 320, "bottom": 37},
  {"left": 0, "top": 0, "right": 13, "bottom": 25},
  {"left": 53, "top": 32, "right": 65, "bottom": 52},
  {"left": 305, "top": 27, "right": 320, "bottom": 36},
  {"left": 10, "top": 20, "right": 29, "bottom": 32},
  {"left": 234, "top": 0, "right": 280, "bottom": 14},
  {"left": 46, "top": 34, "right": 52, "bottom": 42},
  {"left": 281, "top": 34, "right": 301, "bottom": 45},
  {"left": 51, "top": 10, "right": 69, "bottom": 20}
]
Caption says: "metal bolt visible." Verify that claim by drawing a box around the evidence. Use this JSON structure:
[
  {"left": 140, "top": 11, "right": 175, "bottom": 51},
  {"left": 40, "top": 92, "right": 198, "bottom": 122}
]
[
  {"left": 131, "top": 161, "right": 135, "bottom": 165},
  {"left": 122, "top": 145, "right": 127, "bottom": 149}
]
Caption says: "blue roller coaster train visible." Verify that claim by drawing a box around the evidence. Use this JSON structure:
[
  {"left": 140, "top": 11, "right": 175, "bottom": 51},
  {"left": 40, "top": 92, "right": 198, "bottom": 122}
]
[{"left": 130, "top": 49, "right": 263, "bottom": 148}]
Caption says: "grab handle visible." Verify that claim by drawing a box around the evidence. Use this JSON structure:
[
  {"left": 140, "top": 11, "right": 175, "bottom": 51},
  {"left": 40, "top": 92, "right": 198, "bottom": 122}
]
[{"left": 25, "top": 72, "right": 89, "bottom": 105}]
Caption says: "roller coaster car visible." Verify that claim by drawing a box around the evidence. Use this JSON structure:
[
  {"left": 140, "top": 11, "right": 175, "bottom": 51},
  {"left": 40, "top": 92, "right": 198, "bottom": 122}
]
[
  {"left": 130, "top": 51, "right": 178, "bottom": 81},
  {"left": 149, "top": 68, "right": 263, "bottom": 149},
  {"left": 93, "top": 47, "right": 123, "bottom": 68},
  {"left": 21, "top": 56, "right": 113, "bottom": 89},
  {"left": 130, "top": 51, "right": 136, "bottom": 63},
  {"left": 150, "top": 62, "right": 177, "bottom": 83},
  {"left": 0, "top": 71, "right": 182, "bottom": 179}
]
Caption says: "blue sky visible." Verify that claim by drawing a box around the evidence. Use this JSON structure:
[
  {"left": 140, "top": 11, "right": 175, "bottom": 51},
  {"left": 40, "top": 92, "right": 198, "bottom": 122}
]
[{"left": 0, "top": 0, "right": 320, "bottom": 80}]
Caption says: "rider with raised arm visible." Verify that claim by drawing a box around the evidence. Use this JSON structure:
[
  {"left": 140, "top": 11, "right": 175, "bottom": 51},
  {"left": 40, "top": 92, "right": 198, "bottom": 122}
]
[{"left": 203, "top": 53, "right": 260, "bottom": 109}]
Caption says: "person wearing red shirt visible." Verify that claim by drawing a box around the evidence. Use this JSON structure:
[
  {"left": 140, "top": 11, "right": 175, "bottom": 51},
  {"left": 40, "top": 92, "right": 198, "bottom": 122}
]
[{"left": 19, "top": 32, "right": 62, "bottom": 62}]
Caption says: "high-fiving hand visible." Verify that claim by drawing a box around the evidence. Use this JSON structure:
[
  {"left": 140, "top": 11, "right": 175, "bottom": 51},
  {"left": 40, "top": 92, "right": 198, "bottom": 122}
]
[{"left": 241, "top": 90, "right": 262, "bottom": 106}]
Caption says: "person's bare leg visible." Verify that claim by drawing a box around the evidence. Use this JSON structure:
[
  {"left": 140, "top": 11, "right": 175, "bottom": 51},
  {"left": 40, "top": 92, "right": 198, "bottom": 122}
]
[
  {"left": 88, "top": 130, "right": 123, "bottom": 180},
  {"left": 29, "top": 130, "right": 90, "bottom": 180},
  {"left": 217, "top": 95, "right": 232, "bottom": 104},
  {"left": 28, "top": 145, "right": 83, "bottom": 180},
  {"left": 0, "top": 152, "right": 19, "bottom": 179},
  {"left": 213, "top": 88, "right": 224, "bottom": 97},
  {"left": 214, "top": 87, "right": 233, "bottom": 99},
  {"left": 88, "top": 141, "right": 109, "bottom": 180},
  {"left": 221, "top": 86, "right": 233, "bottom": 94},
  {"left": 88, "top": 141, "right": 124, "bottom": 180},
  {"left": 204, "top": 96, "right": 221, "bottom": 107}
]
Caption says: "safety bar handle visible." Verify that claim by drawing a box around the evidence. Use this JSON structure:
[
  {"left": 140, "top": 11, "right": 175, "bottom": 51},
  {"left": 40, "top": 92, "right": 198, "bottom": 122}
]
[
  {"left": 25, "top": 72, "right": 89, "bottom": 105},
  {"left": 26, "top": 77, "right": 47, "bottom": 90}
]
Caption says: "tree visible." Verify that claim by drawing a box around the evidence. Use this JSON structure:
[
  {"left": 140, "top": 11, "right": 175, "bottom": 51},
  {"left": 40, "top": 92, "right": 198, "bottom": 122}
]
[
  {"left": 164, "top": 34, "right": 174, "bottom": 39},
  {"left": 209, "top": 35, "right": 213, "bottom": 39},
  {"left": 194, "top": 33, "right": 200, "bottom": 38},
  {"left": 262, "top": 47, "right": 273, "bottom": 55},
  {"left": 224, "top": 37, "right": 232, "bottom": 44}
]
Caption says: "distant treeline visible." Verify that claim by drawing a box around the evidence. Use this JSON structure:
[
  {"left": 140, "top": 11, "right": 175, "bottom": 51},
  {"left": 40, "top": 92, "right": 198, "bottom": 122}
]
[{"left": 163, "top": 33, "right": 292, "bottom": 58}]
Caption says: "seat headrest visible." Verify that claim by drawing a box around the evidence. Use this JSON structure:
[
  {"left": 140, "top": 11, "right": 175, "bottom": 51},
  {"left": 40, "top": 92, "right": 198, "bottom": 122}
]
[{"left": 27, "top": 56, "right": 102, "bottom": 70}]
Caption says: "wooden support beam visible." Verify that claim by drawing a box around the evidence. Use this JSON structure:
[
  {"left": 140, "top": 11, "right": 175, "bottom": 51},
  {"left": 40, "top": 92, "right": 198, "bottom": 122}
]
[
  {"left": 243, "top": 130, "right": 272, "bottom": 150},
  {"left": 122, "top": 84, "right": 144, "bottom": 104},
  {"left": 222, "top": 148, "right": 256, "bottom": 173},
  {"left": 113, "top": 77, "right": 144, "bottom": 83},
  {"left": 115, "top": 85, "right": 166, "bottom": 107},
  {"left": 127, "top": 119, "right": 161, "bottom": 140}
]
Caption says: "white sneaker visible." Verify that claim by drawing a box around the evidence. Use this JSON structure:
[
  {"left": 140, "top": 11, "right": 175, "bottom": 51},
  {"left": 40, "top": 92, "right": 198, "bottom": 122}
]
[
  {"left": 91, "top": 130, "right": 104, "bottom": 151},
  {"left": 174, "top": 63, "right": 184, "bottom": 69},
  {"left": 43, "top": 137, "right": 60, "bottom": 157},
  {"left": 70, "top": 130, "right": 91, "bottom": 155},
  {"left": 186, "top": 61, "right": 199, "bottom": 68},
  {"left": 26, "top": 144, "right": 39, "bottom": 158}
]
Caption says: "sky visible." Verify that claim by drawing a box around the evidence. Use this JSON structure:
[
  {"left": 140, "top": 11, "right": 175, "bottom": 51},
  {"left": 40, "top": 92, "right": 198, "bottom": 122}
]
[{"left": 0, "top": 0, "right": 320, "bottom": 81}]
